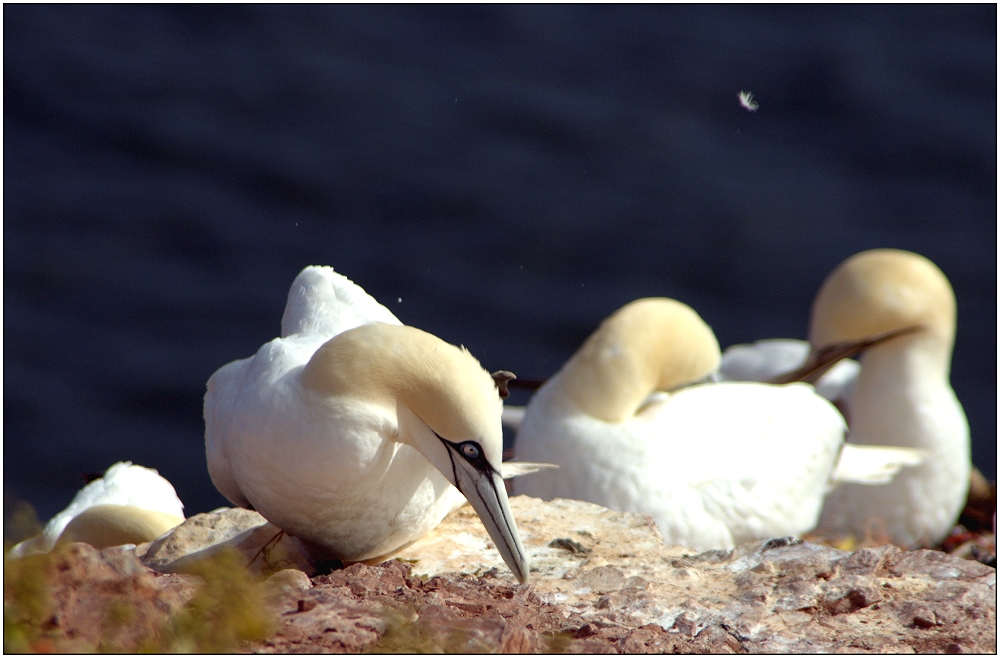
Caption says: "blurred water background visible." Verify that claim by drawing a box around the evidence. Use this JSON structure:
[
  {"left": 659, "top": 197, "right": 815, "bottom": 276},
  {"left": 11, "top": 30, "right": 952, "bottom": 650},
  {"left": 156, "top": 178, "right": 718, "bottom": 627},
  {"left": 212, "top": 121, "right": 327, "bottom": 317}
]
[{"left": 4, "top": 5, "right": 996, "bottom": 527}]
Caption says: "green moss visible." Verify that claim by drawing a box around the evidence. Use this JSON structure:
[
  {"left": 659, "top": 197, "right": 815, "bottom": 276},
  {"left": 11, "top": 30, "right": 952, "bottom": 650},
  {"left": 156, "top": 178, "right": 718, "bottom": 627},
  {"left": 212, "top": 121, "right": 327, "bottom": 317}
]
[
  {"left": 3, "top": 500, "right": 43, "bottom": 547},
  {"left": 370, "top": 608, "right": 489, "bottom": 654},
  {"left": 144, "top": 546, "right": 274, "bottom": 653},
  {"left": 541, "top": 628, "right": 575, "bottom": 653},
  {"left": 94, "top": 600, "right": 137, "bottom": 653},
  {"left": 3, "top": 548, "right": 55, "bottom": 653},
  {"left": 5, "top": 532, "right": 276, "bottom": 653}
]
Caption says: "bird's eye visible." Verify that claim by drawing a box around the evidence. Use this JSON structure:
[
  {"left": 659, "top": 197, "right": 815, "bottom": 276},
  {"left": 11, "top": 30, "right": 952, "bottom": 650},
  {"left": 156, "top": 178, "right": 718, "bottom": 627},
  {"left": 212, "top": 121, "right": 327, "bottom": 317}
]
[{"left": 461, "top": 443, "right": 480, "bottom": 459}]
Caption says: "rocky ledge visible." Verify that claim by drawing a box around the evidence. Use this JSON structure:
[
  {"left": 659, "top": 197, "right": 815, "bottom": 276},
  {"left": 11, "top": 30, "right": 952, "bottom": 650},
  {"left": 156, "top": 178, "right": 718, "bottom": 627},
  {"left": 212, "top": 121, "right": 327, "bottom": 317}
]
[{"left": 5, "top": 497, "right": 996, "bottom": 653}]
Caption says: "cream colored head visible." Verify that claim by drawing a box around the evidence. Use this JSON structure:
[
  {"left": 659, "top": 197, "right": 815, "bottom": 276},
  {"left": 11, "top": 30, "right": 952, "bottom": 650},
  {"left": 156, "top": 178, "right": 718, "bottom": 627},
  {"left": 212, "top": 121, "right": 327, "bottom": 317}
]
[
  {"left": 301, "top": 322, "right": 529, "bottom": 583},
  {"left": 809, "top": 249, "right": 956, "bottom": 350},
  {"left": 557, "top": 298, "right": 721, "bottom": 423},
  {"left": 302, "top": 323, "right": 503, "bottom": 450},
  {"left": 56, "top": 504, "right": 184, "bottom": 549}
]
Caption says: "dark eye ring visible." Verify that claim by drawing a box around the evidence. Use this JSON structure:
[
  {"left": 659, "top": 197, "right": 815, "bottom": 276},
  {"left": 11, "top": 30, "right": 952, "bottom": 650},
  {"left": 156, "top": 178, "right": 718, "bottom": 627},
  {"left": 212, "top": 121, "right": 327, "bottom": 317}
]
[{"left": 461, "top": 443, "right": 480, "bottom": 459}]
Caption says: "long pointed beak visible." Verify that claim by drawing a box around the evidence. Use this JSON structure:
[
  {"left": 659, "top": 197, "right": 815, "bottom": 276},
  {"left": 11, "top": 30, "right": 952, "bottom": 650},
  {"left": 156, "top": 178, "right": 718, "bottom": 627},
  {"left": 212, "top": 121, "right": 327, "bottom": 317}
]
[
  {"left": 446, "top": 446, "right": 530, "bottom": 584},
  {"left": 769, "top": 324, "right": 925, "bottom": 385}
]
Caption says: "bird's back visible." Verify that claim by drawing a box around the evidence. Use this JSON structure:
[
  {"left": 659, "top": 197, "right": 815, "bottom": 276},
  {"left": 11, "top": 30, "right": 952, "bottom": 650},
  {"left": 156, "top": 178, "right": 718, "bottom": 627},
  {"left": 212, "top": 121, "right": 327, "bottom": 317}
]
[
  {"left": 280, "top": 266, "right": 402, "bottom": 338},
  {"left": 206, "top": 265, "right": 402, "bottom": 509},
  {"left": 9, "top": 462, "right": 184, "bottom": 556},
  {"left": 516, "top": 380, "right": 845, "bottom": 550}
]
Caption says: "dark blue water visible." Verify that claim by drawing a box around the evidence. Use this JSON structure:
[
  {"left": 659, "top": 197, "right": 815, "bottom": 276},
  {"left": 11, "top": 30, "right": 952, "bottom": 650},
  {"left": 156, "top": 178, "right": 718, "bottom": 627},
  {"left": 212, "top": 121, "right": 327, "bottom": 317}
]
[{"left": 5, "top": 5, "right": 996, "bottom": 526}]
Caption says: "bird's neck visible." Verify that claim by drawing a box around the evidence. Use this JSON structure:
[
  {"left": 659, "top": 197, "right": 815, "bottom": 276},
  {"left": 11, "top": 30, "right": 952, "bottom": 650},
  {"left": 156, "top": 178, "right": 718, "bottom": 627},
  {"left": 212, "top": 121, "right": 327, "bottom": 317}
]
[
  {"left": 552, "top": 326, "right": 700, "bottom": 423},
  {"left": 849, "top": 333, "right": 964, "bottom": 453}
]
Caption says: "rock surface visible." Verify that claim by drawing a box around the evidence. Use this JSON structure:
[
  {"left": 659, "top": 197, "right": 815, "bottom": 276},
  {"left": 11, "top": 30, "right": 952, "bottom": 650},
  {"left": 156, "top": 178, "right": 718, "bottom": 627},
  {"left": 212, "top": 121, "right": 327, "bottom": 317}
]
[
  {"left": 3, "top": 543, "right": 198, "bottom": 652},
  {"left": 138, "top": 507, "right": 313, "bottom": 576},
  {"left": 6, "top": 496, "right": 996, "bottom": 653}
]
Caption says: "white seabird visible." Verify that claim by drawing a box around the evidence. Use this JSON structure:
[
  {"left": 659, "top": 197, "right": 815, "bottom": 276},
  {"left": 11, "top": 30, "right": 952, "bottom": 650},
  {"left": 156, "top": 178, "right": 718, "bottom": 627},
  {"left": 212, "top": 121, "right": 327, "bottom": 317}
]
[
  {"left": 770, "top": 249, "right": 968, "bottom": 547},
  {"left": 8, "top": 461, "right": 185, "bottom": 557},
  {"left": 204, "top": 266, "right": 530, "bottom": 583},
  {"left": 512, "top": 297, "right": 856, "bottom": 551}
]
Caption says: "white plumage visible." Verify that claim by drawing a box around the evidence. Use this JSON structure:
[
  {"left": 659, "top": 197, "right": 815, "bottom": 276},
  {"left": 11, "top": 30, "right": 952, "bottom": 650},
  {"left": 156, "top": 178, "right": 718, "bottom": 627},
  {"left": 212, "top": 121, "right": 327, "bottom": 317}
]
[
  {"left": 513, "top": 298, "right": 849, "bottom": 551},
  {"left": 204, "top": 266, "right": 530, "bottom": 583},
  {"left": 8, "top": 461, "right": 185, "bottom": 557},
  {"left": 719, "top": 249, "right": 969, "bottom": 547}
]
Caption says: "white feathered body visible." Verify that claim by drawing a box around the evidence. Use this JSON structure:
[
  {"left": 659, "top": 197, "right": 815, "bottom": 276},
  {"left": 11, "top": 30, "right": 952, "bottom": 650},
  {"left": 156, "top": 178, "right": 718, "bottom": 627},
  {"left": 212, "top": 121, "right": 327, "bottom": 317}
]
[
  {"left": 9, "top": 461, "right": 184, "bottom": 557},
  {"left": 817, "top": 340, "right": 969, "bottom": 546},
  {"left": 204, "top": 266, "right": 467, "bottom": 562},
  {"left": 516, "top": 378, "right": 846, "bottom": 551},
  {"left": 718, "top": 334, "right": 968, "bottom": 547}
]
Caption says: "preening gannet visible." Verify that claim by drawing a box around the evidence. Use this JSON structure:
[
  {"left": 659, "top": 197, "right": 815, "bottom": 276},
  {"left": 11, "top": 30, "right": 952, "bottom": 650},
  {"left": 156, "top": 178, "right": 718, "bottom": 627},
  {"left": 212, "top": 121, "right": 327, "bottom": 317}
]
[
  {"left": 204, "top": 266, "right": 530, "bottom": 583},
  {"left": 8, "top": 461, "right": 185, "bottom": 557},
  {"left": 513, "top": 298, "right": 850, "bottom": 551},
  {"left": 720, "top": 249, "right": 969, "bottom": 547}
]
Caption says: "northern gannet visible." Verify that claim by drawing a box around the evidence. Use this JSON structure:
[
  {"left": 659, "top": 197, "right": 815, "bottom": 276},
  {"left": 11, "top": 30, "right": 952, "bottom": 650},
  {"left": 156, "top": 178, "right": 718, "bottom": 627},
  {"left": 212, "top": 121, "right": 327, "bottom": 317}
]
[
  {"left": 204, "top": 266, "right": 530, "bottom": 583},
  {"left": 719, "top": 249, "right": 969, "bottom": 547},
  {"left": 512, "top": 298, "right": 851, "bottom": 551},
  {"left": 8, "top": 461, "right": 185, "bottom": 557},
  {"left": 811, "top": 249, "right": 969, "bottom": 546}
]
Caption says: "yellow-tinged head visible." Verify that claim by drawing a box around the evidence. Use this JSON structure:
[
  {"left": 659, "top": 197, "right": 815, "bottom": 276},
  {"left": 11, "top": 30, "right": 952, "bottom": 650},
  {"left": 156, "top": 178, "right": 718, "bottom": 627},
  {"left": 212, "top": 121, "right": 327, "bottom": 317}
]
[
  {"left": 558, "top": 298, "right": 721, "bottom": 423},
  {"left": 300, "top": 322, "right": 529, "bottom": 583},
  {"left": 301, "top": 323, "right": 503, "bottom": 447},
  {"left": 809, "top": 249, "right": 956, "bottom": 349},
  {"left": 56, "top": 504, "right": 184, "bottom": 549}
]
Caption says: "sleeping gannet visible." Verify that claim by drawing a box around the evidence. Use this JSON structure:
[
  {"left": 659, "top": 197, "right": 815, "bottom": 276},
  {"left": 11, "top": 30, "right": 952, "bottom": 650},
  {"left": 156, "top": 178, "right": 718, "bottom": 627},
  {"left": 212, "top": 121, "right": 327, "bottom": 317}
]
[
  {"left": 204, "top": 266, "right": 530, "bottom": 583},
  {"left": 719, "top": 249, "right": 969, "bottom": 547},
  {"left": 8, "top": 461, "right": 185, "bottom": 557},
  {"left": 808, "top": 249, "right": 969, "bottom": 547},
  {"left": 512, "top": 298, "right": 851, "bottom": 551}
]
